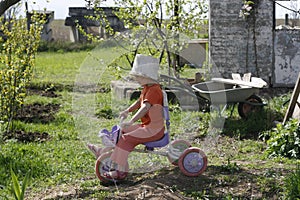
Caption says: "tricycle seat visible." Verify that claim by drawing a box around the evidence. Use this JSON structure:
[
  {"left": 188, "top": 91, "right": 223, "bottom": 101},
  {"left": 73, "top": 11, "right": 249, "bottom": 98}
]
[{"left": 144, "top": 132, "right": 169, "bottom": 150}]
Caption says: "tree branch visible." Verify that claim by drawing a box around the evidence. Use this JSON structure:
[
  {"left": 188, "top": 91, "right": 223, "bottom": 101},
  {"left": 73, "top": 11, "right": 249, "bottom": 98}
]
[{"left": 0, "top": 0, "right": 21, "bottom": 16}]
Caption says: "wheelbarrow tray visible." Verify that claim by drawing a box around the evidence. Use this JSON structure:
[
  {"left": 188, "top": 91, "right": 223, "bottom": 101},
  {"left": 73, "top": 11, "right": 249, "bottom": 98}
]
[{"left": 192, "top": 81, "right": 259, "bottom": 104}]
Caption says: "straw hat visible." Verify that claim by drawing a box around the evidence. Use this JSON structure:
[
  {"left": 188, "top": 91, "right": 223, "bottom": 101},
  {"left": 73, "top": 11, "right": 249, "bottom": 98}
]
[{"left": 130, "top": 54, "right": 159, "bottom": 81}]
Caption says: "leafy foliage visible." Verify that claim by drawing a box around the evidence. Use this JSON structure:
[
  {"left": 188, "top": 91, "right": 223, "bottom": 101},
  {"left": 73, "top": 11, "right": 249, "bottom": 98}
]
[
  {"left": 239, "top": 0, "right": 255, "bottom": 19},
  {"left": 0, "top": 14, "right": 43, "bottom": 135},
  {"left": 81, "top": 0, "right": 208, "bottom": 73},
  {"left": 264, "top": 119, "right": 300, "bottom": 159}
]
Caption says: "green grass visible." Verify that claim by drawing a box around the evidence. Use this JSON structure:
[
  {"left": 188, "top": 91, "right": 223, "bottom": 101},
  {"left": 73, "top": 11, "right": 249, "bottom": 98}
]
[
  {"left": 0, "top": 46, "right": 298, "bottom": 199},
  {"left": 0, "top": 45, "right": 132, "bottom": 198},
  {"left": 33, "top": 51, "right": 87, "bottom": 86},
  {"left": 0, "top": 86, "right": 94, "bottom": 197}
]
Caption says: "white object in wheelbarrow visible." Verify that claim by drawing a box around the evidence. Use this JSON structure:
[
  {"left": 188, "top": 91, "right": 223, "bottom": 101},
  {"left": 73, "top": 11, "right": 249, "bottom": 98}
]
[{"left": 211, "top": 77, "right": 267, "bottom": 88}]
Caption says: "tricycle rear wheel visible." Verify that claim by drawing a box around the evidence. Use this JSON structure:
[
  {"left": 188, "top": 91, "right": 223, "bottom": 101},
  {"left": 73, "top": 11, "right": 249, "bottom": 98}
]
[{"left": 178, "top": 147, "right": 207, "bottom": 177}]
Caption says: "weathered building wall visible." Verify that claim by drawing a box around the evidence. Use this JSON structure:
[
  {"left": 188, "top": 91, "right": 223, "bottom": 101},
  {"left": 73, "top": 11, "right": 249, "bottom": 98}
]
[
  {"left": 209, "top": 0, "right": 274, "bottom": 83},
  {"left": 274, "top": 29, "right": 300, "bottom": 86}
]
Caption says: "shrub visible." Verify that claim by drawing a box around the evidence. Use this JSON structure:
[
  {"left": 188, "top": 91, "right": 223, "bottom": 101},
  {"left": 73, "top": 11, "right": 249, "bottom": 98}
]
[
  {"left": 37, "top": 40, "right": 98, "bottom": 52},
  {"left": 0, "top": 15, "right": 43, "bottom": 135},
  {"left": 264, "top": 119, "right": 300, "bottom": 159}
]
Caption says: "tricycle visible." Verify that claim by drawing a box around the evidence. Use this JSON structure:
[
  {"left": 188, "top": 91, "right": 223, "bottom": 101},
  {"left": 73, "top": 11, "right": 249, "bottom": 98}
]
[{"left": 94, "top": 93, "right": 208, "bottom": 183}]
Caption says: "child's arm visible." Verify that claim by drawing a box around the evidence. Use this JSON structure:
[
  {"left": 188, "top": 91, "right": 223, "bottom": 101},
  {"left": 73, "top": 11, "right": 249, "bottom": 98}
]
[
  {"left": 119, "top": 99, "right": 140, "bottom": 119},
  {"left": 121, "top": 102, "right": 151, "bottom": 127}
]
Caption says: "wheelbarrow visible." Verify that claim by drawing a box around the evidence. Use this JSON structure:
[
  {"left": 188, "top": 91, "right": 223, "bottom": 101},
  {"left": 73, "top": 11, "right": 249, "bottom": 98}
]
[{"left": 192, "top": 77, "right": 267, "bottom": 118}]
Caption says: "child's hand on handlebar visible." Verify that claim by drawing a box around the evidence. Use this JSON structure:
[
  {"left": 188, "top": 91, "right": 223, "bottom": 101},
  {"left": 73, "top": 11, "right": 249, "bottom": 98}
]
[
  {"left": 120, "top": 120, "right": 133, "bottom": 129},
  {"left": 119, "top": 110, "right": 129, "bottom": 120}
]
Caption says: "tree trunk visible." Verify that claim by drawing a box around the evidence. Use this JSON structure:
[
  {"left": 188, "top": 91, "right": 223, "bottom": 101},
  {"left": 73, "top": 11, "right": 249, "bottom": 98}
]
[{"left": 0, "top": 0, "right": 21, "bottom": 16}]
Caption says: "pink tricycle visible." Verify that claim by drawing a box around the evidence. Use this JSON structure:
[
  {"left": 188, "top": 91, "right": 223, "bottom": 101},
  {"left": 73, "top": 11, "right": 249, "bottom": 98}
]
[{"left": 94, "top": 101, "right": 208, "bottom": 183}]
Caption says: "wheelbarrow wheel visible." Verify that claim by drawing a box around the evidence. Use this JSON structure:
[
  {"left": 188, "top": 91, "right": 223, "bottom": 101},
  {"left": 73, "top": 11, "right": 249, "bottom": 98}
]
[
  {"left": 238, "top": 94, "right": 263, "bottom": 119},
  {"left": 95, "top": 151, "right": 128, "bottom": 183},
  {"left": 167, "top": 140, "right": 191, "bottom": 165},
  {"left": 178, "top": 147, "right": 207, "bottom": 177}
]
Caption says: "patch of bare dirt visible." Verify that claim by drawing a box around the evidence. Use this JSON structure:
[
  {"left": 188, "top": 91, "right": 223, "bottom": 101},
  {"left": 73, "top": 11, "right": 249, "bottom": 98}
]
[
  {"left": 28, "top": 89, "right": 60, "bottom": 98},
  {"left": 4, "top": 131, "right": 50, "bottom": 143},
  {"left": 16, "top": 103, "right": 60, "bottom": 123},
  {"left": 27, "top": 164, "right": 286, "bottom": 200},
  {"left": 5, "top": 102, "right": 59, "bottom": 143},
  {"left": 27, "top": 85, "right": 61, "bottom": 98}
]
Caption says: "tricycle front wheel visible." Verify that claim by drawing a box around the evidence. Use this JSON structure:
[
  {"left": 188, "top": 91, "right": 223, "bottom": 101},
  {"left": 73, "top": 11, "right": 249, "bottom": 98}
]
[{"left": 95, "top": 151, "right": 128, "bottom": 183}]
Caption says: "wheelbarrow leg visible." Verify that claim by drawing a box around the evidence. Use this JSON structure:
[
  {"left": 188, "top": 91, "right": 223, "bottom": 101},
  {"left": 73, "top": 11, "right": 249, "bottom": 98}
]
[
  {"left": 229, "top": 103, "right": 237, "bottom": 118},
  {"left": 220, "top": 104, "right": 228, "bottom": 116},
  {"left": 211, "top": 104, "right": 228, "bottom": 118}
]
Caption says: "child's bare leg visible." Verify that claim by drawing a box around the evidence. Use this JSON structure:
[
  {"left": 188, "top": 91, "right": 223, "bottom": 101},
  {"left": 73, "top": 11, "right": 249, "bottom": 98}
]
[{"left": 87, "top": 143, "right": 102, "bottom": 158}]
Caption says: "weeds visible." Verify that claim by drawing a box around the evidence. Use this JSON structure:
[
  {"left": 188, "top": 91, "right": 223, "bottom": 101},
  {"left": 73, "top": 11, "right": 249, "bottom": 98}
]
[
  {"left": 10, "top": 168, "right": 31, "bottom": 200},
  {"left": 264, "top": 118, "right": 300, "bottom": 159},
  {"left": 223, "top": 108, "right": 272, "bottom": 139},
  {"left": 283, "top": 164, "right": 300, "bottom": 200},
  {"left": 222, "top": 158, "right": 241, "bottom": 174}
]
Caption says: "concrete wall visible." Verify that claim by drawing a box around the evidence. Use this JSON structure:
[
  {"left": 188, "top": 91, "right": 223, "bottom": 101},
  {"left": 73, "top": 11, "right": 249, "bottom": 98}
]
[
  {"left": 274, "top": 29, "right": 300, "bottom": 86},
  {"left": 209, "top": 0, "right": 274, "bottom": 83}
]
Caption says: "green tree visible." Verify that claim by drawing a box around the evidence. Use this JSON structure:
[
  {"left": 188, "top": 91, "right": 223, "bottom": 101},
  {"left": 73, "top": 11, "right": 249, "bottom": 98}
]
[{"left": 84, "top": 0, "right": 208, "bottom": 75}]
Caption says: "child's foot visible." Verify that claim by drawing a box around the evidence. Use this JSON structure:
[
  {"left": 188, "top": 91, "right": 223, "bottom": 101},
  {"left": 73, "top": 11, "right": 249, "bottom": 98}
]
[
  {"left": 103, "top": 170, "right": 127, "bottom": 180},
  {"left": 87, "top": 143, "right": 102, "bottom": 158}
]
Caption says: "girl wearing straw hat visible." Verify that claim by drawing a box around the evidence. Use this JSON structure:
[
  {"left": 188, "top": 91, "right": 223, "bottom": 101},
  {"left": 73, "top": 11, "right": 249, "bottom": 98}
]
[{"left": 89, "top": 54, "right": 165, "bottom": 180}]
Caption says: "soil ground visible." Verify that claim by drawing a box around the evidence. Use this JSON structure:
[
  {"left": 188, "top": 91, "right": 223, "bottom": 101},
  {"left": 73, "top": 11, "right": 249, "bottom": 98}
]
[{"left": 28, "top": 156, "right": 287, "bottom": 199}]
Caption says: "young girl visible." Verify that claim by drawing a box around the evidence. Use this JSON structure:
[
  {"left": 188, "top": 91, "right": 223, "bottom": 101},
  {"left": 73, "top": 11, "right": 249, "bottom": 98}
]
[{"left": 88, "top": 54, "right": 165, "bottom": 179}]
